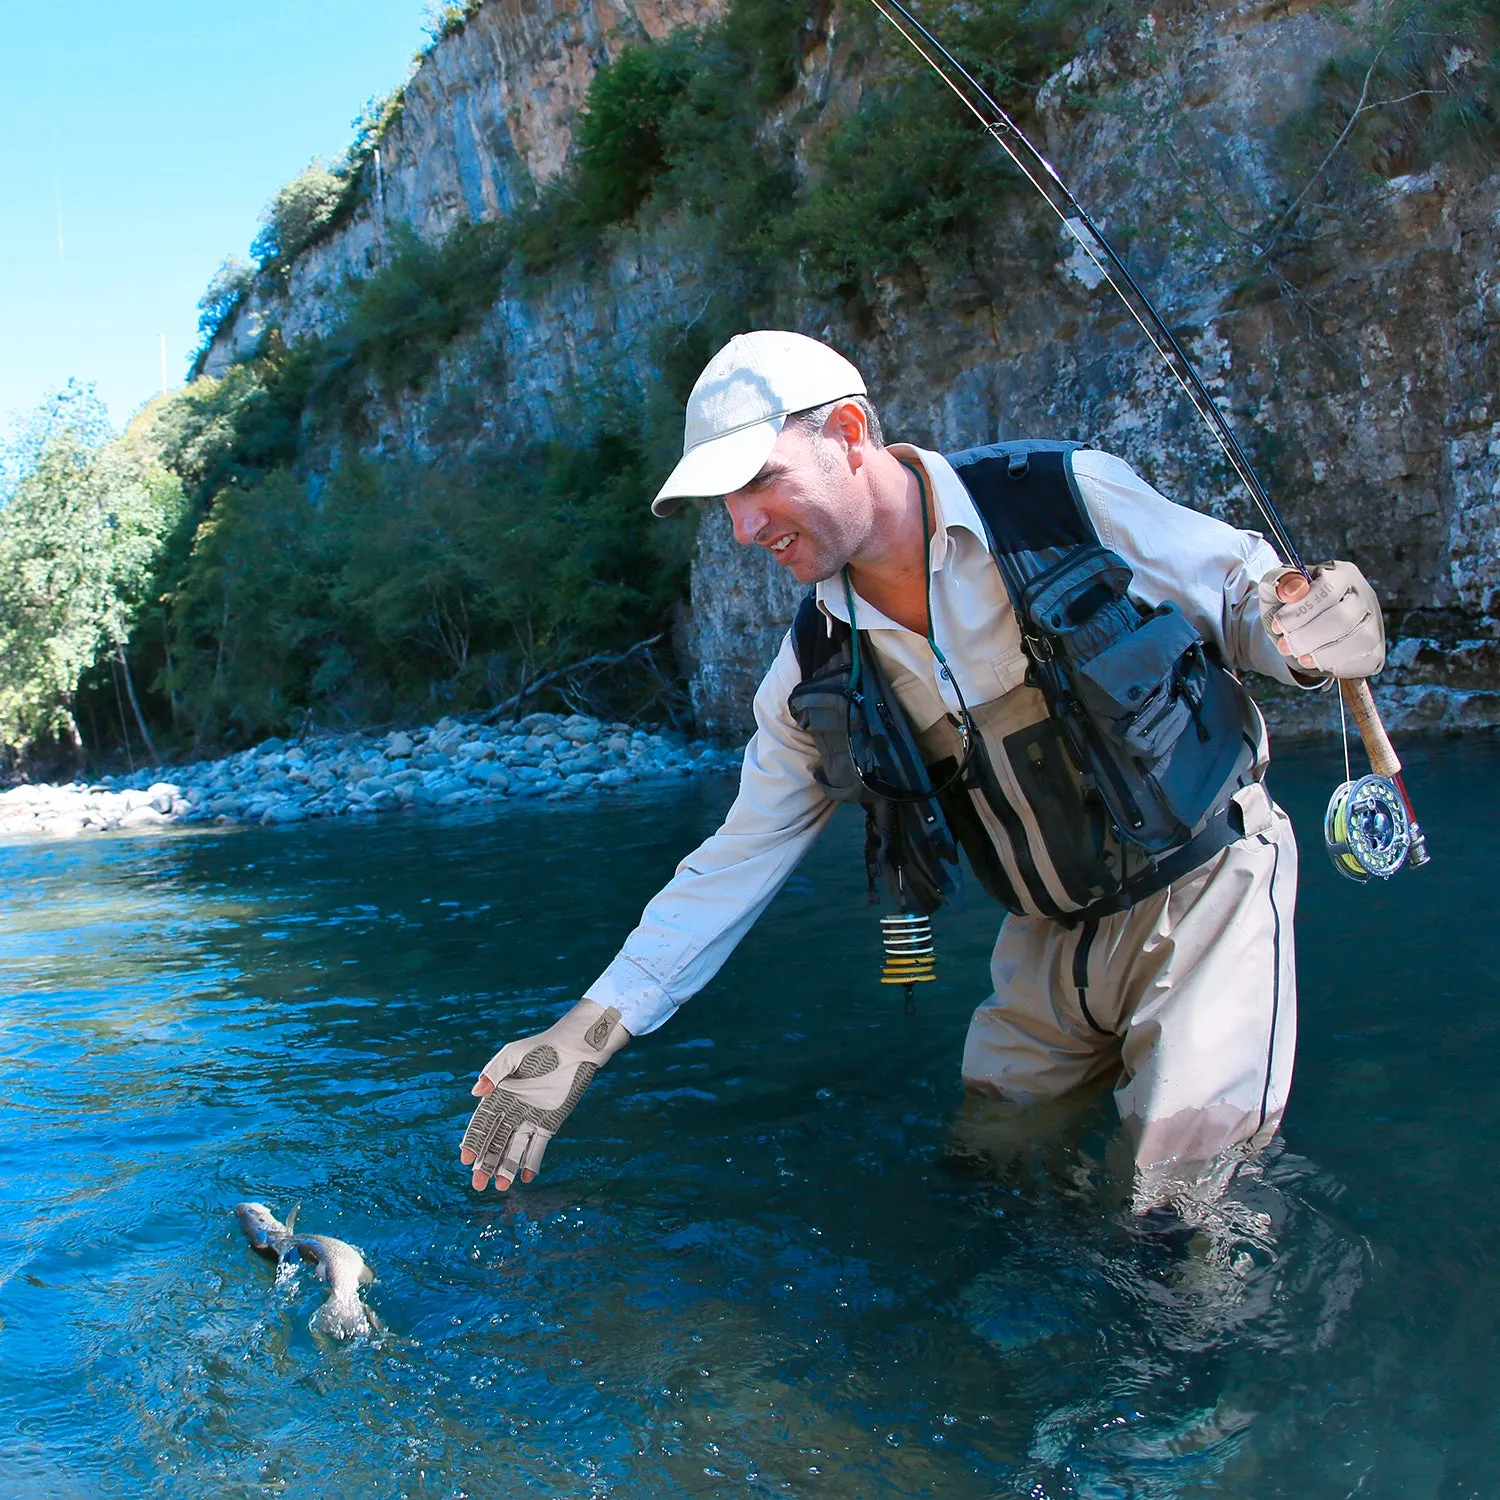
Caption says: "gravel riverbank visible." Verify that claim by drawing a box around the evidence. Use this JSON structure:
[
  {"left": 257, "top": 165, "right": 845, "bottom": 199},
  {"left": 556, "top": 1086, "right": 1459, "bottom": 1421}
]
[{"left": 0, "top": 712, "right": 741, "bottom": 840}]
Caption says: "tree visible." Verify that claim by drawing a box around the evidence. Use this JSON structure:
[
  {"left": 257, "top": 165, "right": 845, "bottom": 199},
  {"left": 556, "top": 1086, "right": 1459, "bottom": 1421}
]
[
  {"left": 195, "top": 256, "right": 254, "bottom": 354},
  {"left": 0, "top": 397, "right": 186, "bottom": 766},
  {"left": 252, "top": 163, "right": 346, "bottom": 268}
]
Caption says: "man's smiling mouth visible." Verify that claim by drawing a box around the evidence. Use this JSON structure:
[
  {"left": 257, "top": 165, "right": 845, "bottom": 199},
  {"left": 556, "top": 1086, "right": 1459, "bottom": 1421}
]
[{"left": 769, "top": 533, "right": 797, "bottom": 554}]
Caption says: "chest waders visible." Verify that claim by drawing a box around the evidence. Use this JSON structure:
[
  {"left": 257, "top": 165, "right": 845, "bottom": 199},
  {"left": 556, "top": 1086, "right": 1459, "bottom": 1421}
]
[{"left": 787, "top": 442, "right": 1261, "bottom": 1004}]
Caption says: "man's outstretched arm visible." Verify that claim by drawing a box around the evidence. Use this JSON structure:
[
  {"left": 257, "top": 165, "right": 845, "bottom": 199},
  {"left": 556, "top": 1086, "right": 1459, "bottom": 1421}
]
[{"left": 461, "top": 633, "right": 835, "bottom": 1190}]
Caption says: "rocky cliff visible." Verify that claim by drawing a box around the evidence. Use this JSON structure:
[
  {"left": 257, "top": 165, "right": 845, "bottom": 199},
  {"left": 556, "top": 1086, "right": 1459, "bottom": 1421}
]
[{"left": 203, "top": 0, "right": 1500, "bottom": 741}]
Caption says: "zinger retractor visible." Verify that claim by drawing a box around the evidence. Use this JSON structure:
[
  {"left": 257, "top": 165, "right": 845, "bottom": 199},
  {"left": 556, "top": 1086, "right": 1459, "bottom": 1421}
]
[
  {"left": 880, "top": 912, "right": 937, "bottom": 1014},
  {"left": 1324, "top": 774, "right": 1413, "bottom": 882}
]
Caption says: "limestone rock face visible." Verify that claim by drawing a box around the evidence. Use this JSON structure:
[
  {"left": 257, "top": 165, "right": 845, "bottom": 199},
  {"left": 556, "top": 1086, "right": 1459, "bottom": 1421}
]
[
  {"left": 203, "top": 0, "right": 726, "bottom": 366},
  {"left": 685, "top": 504, "right": 804, "bottom": 737},
  {"left": 201, "top": 0, "right": 1499, "bottom": 741}
]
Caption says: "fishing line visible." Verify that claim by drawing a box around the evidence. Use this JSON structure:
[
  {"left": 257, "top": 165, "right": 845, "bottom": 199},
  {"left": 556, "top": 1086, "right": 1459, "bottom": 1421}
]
[{"left": 864, "top": 0, "right": 1306, "bottom": 572}]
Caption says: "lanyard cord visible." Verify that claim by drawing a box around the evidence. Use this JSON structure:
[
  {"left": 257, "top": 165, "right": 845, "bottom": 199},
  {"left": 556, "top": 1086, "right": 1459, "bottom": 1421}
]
[
  {"left": 840, "top": 460, "right": 948, "bottom": 669},
  {"left": 839, "top": 460, "right": 976, "bottom": 804}
]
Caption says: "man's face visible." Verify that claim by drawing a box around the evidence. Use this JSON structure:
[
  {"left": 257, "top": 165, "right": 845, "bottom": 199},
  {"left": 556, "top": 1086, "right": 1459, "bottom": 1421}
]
[{"left": 722, "top": 418, "right": 871, "bottom": 585}]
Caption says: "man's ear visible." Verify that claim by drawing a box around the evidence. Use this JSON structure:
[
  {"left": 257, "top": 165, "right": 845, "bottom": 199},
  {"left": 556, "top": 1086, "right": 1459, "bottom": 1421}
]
[{"left": 826, "top": 401, "right": 868, "bottom": 469}]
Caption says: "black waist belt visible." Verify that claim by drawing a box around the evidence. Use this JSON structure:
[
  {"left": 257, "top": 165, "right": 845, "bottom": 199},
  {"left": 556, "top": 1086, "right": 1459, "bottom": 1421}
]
[{"left": 1059, "top": 799, "right": 1246, "bottom": 928}]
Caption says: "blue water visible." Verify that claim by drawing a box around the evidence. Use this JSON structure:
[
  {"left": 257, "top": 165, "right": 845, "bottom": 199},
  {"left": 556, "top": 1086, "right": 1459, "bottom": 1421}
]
[{"left": 0, "top": 738, "right": 1495, "bottom": 1498}]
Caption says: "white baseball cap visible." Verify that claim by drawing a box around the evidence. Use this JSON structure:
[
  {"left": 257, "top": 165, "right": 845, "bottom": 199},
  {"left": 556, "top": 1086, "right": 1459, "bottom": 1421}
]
[{"left": 651, "top": 330, "right": 867, "bottom": 516}]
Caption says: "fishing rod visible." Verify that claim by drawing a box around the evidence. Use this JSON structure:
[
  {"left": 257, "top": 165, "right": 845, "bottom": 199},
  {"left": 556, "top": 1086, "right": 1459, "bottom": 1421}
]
[{"left": 864, "top": 0, "right": 1430, "bottom": 878}]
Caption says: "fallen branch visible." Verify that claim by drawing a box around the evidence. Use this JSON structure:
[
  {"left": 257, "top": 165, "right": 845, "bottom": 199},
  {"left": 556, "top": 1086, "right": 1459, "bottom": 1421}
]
[{"left": 483, "top": 632, "right": 668, "bottom": 722}]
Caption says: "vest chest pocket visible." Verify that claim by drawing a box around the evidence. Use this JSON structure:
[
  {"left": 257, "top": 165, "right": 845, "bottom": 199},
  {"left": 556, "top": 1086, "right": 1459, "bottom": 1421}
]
[
  {"left": 787, "top": 674, "right": 865, "bottom": 803},
  {"left": 1071, "top": 604, "right": 1203, "bottom": 769}
]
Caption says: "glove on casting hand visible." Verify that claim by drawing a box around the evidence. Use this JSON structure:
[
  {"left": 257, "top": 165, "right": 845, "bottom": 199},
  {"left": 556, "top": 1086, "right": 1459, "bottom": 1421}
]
[
  {"left": 460, "top": 999, "right": 630, "bottom": 1191},
  {"left": 1258, "top": 561, "right": 1386, "bottom": 679}
]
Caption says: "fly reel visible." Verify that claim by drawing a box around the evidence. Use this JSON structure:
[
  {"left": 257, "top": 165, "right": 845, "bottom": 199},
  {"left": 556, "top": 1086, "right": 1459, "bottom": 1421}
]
[{"left": 1324, "top": 774, "right": 1413, "bottom": 882}]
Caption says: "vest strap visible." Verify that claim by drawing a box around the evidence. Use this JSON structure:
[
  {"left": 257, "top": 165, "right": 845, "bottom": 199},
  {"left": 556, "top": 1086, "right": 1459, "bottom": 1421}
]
[{"left": 1055, "top": 798, "right": 1245, "bottom": 928}]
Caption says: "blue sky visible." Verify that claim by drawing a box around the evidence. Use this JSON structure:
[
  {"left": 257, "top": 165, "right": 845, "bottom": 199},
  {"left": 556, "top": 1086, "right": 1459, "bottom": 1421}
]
[{"left": 0, "top": 0, "right": 434, "bottom": 432}]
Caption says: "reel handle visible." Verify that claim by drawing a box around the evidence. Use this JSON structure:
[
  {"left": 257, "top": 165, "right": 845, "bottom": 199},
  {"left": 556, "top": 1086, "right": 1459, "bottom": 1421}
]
[{"left": 1339, "top": 678, "right": 1400, "bottom": 780}]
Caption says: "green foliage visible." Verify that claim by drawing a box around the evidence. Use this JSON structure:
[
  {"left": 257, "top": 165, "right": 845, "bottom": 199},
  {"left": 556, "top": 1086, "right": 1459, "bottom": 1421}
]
[
  {"left": 142, "top": 354, "right": 310, "bottom": 514},
  {"left": 1279, "top": 0, "right": 1498, "bottom": 228},
  {"left": 161, "top": 468, "right": 337, "bottom": 740},
  {"left": 194, "top": 256, "right": 254, "bottom": 357},
  {"left": 785, "top": 0, "right": 1086, "bottom": 292},
  {"left": 252, "top": 163, "right": 347, "bottom": 270},
  {"left": 574, "top": 38, "right": 701, "bottom": 224},
  {"left": 512, "top": 0, "right": 1082, "bottom": 296},
  {"left": 316, "top": 222, "right": 510, "bottom": 400},
  {"left": 513, "top": 34, "right": 702, "bottom": 275},
  {"left": 344, "top": 86, "right": 408, "bottom": 177},
  {"left": 0, "top": 393, "right": 186, "bottom": 758},
  {"left": 423, "top": 0, "right": 484, "bottom": 46},
  {"left": 721, "top": 0, "right": 821, "bottom": 106},
  {"left": 153, "top": 406, "right": 690, "bottom": 742},
  {"left": 1, "top": 379, "right": 113, "bottom": 502}
]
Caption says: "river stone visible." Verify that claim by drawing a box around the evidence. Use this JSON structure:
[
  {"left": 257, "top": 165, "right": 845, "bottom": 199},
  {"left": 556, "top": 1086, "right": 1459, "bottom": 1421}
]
[
  {"left": 119, "top": 806, "right": 167, "bottom": 829},
  {"left": 414, "top": 777, "right": 465, "bottom": 805},
  {"left": 262, "top": 802, "right": 307, "bottom": 824},
  {"left": 466, "top": 765, "right": 510, "bottom": 790},
  {"left": 384, "top": 731, "right": 415, "bottom": 758}
]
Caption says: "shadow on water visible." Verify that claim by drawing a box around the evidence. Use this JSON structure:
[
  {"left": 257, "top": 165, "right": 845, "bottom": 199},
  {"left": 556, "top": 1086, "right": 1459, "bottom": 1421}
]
[{"left": 0, "top": 741, "right": 1495, "bottom": 1496}]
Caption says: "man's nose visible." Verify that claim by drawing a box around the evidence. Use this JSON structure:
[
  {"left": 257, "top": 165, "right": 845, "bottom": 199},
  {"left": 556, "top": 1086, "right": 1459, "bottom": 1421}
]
[{"left": 724, "top": 492, "right": 767, "bottom": 547}]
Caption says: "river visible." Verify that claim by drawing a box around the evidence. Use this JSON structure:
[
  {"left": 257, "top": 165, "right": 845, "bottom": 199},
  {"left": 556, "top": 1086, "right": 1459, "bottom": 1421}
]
[{"left": 0, "top": 737, "right": 1495, "bottom": 1498}]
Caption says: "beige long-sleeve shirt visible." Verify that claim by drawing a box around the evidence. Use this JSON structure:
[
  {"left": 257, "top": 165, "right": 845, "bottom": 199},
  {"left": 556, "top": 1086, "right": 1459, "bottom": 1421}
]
[{"left": 585, "top": 444, "right": 1304, "bottom": 1036}]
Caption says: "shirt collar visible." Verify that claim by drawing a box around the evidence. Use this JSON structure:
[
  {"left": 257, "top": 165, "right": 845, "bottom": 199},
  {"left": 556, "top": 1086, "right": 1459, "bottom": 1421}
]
[{"left": 814, "top": 444, "right": 987, "bottom": 627}]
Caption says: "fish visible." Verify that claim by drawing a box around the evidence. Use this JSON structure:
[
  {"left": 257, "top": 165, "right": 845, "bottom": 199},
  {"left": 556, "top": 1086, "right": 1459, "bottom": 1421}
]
[
  {"left": 234, "top": 1203, "right": 382, "bottom": 1337},
  {"left": 291, "top": 1232, "right": 383, "bottom": 1338},
  {"left": 234, "top": 1201, "right": 300, "bottom": 1264}
]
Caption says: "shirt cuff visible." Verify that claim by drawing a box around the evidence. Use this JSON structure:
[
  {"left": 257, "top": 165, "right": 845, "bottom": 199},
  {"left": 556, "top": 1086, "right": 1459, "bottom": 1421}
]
[{"left": 584, "top": 955, "right": 677, "bottom": 1037}]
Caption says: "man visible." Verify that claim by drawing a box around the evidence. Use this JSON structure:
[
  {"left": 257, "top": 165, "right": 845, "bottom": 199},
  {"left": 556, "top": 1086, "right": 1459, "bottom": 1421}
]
[{"left": 460, "top": 330, "right": 1384, "bottom": 1198}]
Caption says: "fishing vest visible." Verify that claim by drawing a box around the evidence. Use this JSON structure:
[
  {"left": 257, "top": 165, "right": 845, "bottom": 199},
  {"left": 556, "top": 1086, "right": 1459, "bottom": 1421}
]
[{"left": 787, "top": 441, "right": 1262, "bottom": 923}]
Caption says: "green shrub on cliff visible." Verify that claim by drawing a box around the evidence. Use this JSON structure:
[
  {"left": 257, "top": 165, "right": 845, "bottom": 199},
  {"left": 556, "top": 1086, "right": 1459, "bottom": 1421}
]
[
  {"left": 194, "top": 257, "right": 254, "bottom": 362},
  {"left": 513, "top": 33, "right": 703, "bottom": 275},
  {"left": 253, "top": 163, "right": 347, "bottom": 271},
  {"left": 784, "top": 0, "right": 1086, "bottom": 293},
  {"left": 317, "top": 223, "right": 511, "bottom": 400},
  {"left": 510, "top": 0, "right": 1083, "bottom": 298},
  {"left": 1278, "top": 0, "right": 1498, "bottom": 238}
]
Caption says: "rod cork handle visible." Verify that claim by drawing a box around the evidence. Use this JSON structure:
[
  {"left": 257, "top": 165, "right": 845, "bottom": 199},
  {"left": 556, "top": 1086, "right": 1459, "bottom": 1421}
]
[
  {"left": 1339, "top": 678, "right": 1400, "bottom": 780},
  {"left": 1274, "top": 569, "right": 1401, "bottom": 781}
]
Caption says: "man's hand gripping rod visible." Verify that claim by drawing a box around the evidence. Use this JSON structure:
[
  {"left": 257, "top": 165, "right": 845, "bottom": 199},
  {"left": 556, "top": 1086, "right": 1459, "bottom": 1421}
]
[{"left": 864, "top": 0, "right": 1428, "bottom": 870}]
